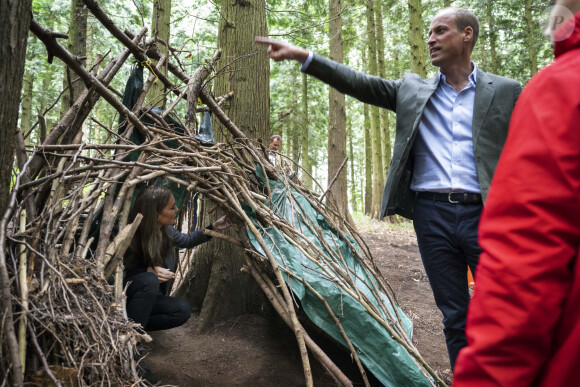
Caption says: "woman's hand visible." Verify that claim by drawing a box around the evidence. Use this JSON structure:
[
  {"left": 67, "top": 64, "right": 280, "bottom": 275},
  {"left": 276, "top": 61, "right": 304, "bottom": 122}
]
[
  {"left": 148, "top": 266, "right": 175, "bottom": 283},
  {"left": 212, "top": 215, "right": 232, "bottom": 231}
]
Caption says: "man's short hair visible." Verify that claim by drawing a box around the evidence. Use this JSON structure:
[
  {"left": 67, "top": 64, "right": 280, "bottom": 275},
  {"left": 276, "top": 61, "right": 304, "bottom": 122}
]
[
  {"left": 269, "top": 134, "right": 282, "bottom": 143},
  {"left": 441, "top": 8, "right": 479, "bottom": 49}
]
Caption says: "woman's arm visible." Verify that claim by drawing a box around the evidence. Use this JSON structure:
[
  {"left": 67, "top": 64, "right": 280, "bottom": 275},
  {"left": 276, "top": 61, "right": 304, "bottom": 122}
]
[{"left": 166, "top": 215, "right": 232, "bottom": 249}]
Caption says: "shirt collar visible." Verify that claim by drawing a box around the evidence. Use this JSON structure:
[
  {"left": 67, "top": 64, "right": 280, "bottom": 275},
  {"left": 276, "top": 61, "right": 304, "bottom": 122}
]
[{"left": 438, "top": 61, "right": 478, "bottom": 87}]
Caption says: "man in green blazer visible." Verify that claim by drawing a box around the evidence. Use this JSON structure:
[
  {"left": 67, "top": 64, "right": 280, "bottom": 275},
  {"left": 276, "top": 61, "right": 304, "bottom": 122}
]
[{"left": 257, "top": 7, "right": 521, "bottom": 370}]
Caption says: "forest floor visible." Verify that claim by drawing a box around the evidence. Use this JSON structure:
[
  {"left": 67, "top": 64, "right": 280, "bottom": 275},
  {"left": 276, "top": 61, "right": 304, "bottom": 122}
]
[{"left": 145, "top": 217, "right": 452, "bottom": 386}]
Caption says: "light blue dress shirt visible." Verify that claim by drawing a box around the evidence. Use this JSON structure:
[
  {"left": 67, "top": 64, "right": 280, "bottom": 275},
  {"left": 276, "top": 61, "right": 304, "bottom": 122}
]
[
  {"left": 300, "top": 51, "right": 314, "bottom": 71},
  {"left": 302, "top": 52, "right": 480, "bottom": 194},
  {"left": 411, "top": 63, "right": 479, "bottom": 193}
]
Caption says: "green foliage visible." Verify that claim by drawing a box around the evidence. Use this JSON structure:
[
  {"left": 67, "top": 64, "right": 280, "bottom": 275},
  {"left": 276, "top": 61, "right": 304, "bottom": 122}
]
[{"left": 21, "top": 0, "right": 555, "bottom": 210}]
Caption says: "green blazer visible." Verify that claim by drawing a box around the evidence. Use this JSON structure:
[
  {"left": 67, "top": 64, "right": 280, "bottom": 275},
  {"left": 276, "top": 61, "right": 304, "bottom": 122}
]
[{"left": 305, "top": 54, "right": 522, "bottom": 219}]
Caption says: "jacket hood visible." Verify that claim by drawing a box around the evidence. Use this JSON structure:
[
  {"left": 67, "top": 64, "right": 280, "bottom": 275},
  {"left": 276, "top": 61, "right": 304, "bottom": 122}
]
[{"left": 554, "top": 10, "right": 580, "bottom": 57}]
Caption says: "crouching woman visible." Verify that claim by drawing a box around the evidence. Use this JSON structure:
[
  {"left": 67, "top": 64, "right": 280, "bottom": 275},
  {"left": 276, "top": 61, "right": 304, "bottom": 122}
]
[{"left": 124, "top": 185, "right": 231, "bottom": 332}]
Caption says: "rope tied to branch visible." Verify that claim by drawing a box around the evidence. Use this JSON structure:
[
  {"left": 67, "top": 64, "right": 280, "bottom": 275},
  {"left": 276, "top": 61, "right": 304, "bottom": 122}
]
[{"left": 140, "top": 59, "right": 158, "bottom": 83}]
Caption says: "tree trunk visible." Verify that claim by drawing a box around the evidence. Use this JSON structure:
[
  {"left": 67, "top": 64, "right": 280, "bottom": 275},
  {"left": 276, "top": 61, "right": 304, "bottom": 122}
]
[
  {"left": 147, "top": 0, "right": 171, "bottom": 109},
  {"left": 60, "top": 0, "right": 88, "bottom": 119},
  {"left": 348, "top": 123, "right": 357, "bottom": 212},
  {"left": 0, "top": 2, "right": 33, "bottom": 385},
  {"left": 21, "top": 69, "right": 34, "bottom": 144},
  {"left": 301, "top": 73, "right": 312, "bottom": 190},
  {"left": 408, "top": 0, "right": 427, "bottom": 77},
  {"left": 291, "top": 73, "right": 300, "bottom": 172},
  {"left": 375, "top": 2, "right": 390, "bottom": 201},
  {"left": 175, "top": 0, "right": 270, "bottom": 333},
  {"left": 486, "top": 0, "right": 498, "bottom": 74},
  {"left": 328, "top": 0, "right": 349, "bottom": 221},
  {"left": 524, "top": 0, "right": 537, "bottom": 76},
  {"left": 443, "top": 0, "right": 452, "bottom": 7},
  {"left": 59, "top": 0, "right": 88, "bottom": 147},
  {"left": 366, "top": 0, "right": 384, "bottom": 220},
  {"left": 363, "top": 103, "right": 372, "bottom": 216}
]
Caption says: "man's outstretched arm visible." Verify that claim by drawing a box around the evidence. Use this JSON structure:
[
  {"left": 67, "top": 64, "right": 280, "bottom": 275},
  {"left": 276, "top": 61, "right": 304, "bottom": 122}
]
[{"left": 255, "top": 36, "right": 309, "bottom": 63}]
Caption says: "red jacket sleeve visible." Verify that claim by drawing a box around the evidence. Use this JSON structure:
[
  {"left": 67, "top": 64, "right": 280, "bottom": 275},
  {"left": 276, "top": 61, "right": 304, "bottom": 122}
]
[{"left": 453, "top": 66, "right": 580, "bottom": 385}]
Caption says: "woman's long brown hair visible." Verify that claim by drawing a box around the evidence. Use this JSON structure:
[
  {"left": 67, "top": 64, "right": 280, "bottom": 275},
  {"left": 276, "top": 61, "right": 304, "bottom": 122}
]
[{"left": 128, "top": 185, "right": 173, "bottom": 268}]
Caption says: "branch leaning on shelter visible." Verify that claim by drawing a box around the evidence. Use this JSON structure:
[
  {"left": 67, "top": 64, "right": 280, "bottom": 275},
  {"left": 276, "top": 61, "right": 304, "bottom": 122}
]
[{"left": 1, "top": 2, "right": 445, "bottom": 386}]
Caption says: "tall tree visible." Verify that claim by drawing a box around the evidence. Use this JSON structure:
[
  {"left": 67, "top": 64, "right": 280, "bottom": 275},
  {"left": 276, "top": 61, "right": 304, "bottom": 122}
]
[
  {"left": 290, "top": 72, "right": 300, "bottom": 171},
  {"left": 348, "top": 120, "right": 357, "bottom": 212},
  {"left": 176, "top": 0, "right": 270, "bottom": 332},
  {"left": 524, "top": 0, "right": 538, "bottom": 76},
  {"left": 375, "top": 2, "right": 390, "bottom": 191},
  {"left": 301, "top": 72, "right": 312, "bottom": 189},
  {"left": 361, "top": 43, "right": 372, "bottom": 216},
  {"left": 147, "top": 0, "right": 171, "bottom": 109},
  {"left": 366, "top": 0, "right": 384, "bottom": 219},
  {"left": 21, "top": 66, "right": 34, "bottom": 144},
  {"left": 408, "top": 0, "right": 427, "bottom": 77},
  {"left": 363, "top": 103, "right": 372, "bottom": 215},
  {"left": 328, "top": 0, "right": 349, "bottom": 220},
  {"left": 0, "top": 1, "right": 33, "bottom": 385},
  {"left": 60, "top": 0, "right": 88, "bottom": 116},
  {"left": 486, "top": 0, "right": 499, "bottom": 74}
]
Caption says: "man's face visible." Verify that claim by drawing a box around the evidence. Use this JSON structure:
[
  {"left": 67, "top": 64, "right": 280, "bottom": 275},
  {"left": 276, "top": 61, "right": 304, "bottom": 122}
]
[
  {"left": 428, "top": 12, "right": 470, "bottom": 68},
  {"left": 269, "top": 139, "right": 281, "bottom": 151}
]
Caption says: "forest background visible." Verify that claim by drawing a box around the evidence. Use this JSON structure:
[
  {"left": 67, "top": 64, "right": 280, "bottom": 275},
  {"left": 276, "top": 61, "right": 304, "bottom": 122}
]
[{"left": 19, "top": 0, "right": 552, "bottom": 220}]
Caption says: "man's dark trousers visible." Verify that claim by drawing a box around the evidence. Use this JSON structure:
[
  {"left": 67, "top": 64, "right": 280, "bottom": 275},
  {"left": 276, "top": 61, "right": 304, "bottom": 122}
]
[{"left": 412, "top": 194, "right": 482, "bottom": 370}]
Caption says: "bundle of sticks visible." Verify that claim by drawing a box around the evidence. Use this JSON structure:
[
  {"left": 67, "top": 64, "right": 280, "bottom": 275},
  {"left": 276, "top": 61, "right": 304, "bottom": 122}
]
[{"left": 0, "top": 1, "right": 446, "bottom": 386}]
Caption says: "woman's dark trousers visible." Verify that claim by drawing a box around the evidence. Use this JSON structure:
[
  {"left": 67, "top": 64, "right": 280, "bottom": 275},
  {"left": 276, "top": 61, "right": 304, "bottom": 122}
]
[{"left": 125, "top": 272, "right": 191, "bottom": 331}]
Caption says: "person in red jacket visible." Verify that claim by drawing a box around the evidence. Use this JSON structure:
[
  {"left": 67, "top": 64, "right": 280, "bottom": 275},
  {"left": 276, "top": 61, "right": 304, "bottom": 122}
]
[{"left": 453, "top": 0, "right": 580, "bottom": 385}]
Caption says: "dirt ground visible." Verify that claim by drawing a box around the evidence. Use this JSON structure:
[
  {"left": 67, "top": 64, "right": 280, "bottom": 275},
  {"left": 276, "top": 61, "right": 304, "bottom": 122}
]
[{"left": 146, "top": 220, "right": 452, "bottom": 386}]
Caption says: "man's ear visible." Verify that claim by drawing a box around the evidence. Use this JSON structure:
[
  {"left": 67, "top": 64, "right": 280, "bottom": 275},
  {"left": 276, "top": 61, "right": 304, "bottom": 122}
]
[{"left": 463, "top": 26, "right": 474, "bottom": 44}]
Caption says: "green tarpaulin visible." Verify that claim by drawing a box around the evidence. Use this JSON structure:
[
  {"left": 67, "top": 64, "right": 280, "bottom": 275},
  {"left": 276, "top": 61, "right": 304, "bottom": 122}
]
[{"left": 247, "top": 167, "right": 434, "bottom": 386}]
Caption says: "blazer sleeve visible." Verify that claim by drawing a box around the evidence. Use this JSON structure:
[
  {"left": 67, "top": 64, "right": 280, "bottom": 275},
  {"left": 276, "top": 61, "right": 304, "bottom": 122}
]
[
  {"left": 304, "top": 54, "right": 403, "bottom": 111},
  {"left": 166, "top": 224, "right": 213, "bottom": 249}
]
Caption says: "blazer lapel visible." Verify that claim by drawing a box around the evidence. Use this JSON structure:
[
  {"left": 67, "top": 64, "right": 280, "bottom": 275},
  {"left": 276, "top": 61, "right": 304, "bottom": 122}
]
[
  {"left": 414, "top": 76, "right": 439, "bottom": 128},
  {"left": 473, "top": 69, "right": 495, "bottom": 148}
]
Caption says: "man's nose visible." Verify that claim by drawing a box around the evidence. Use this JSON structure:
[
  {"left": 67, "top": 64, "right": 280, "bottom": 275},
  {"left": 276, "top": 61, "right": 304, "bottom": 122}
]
[{"left": 427, "top": 34, "right": 435, "bottom": 46}]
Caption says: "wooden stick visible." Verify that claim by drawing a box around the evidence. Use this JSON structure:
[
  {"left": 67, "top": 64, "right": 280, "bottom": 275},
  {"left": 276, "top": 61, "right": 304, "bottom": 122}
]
[
  {"left": 319, "top": 156, "right": 348, "bottom": 202},
  {"left": 103, "top": 214, "right": 143, "bottom": 279}
]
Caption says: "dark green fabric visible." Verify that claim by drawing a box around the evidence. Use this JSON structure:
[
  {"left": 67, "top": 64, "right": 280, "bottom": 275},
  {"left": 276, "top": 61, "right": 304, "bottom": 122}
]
[
  {"left": 89, "top": 63, "right": 190, "bottom": 252},
  {"left": 117, "top": 63, "right": 188, "bottom": 210}
]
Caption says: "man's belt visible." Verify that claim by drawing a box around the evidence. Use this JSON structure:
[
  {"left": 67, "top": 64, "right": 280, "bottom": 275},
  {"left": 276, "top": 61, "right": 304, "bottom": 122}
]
[{"left": 416, "top": 191, "right": 482, "bottom": 204}]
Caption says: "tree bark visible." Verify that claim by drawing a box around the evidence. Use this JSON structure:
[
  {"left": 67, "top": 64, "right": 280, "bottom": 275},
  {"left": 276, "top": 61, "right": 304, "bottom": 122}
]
[
  {"left": 366, "top": 0, "right": 384, "bottom": 220},
  {"left": 290, "top": 73, "right": 300, "bottom": 172},
  {"left": 301, "top": 73, "right": 312, "bottom": 190},
  {"left": 363, "top": 103, "right": 372, "bottom": 216},
  {"left": 524, "top": 0, "right": 537, "bottom": 76},
  {"left": 348, "top": 122, "right": 357, "bottom": 212},
  {"left": 147, "top": 0, "right": 171, "bottom": 109},
  {"left": 486, "top": 0, "right": 498, "bottom": 74},
  {"left": 177, "top": 0, "right": 271, "bottom": 333},
  {"left": 60, "top": 0, "right": 88, "bottom": 121},
  {"left": 408, "top": 0, "right": 427, "bottom": 78},
  {"left": 21, "top": 68, "right": 34, "bottom": 143},
  {"left": 0, "top": 2, "right": 33, "bottom": 384},
  {"left": 328, "top": 0, "right": 349, "bottom": 221}
]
